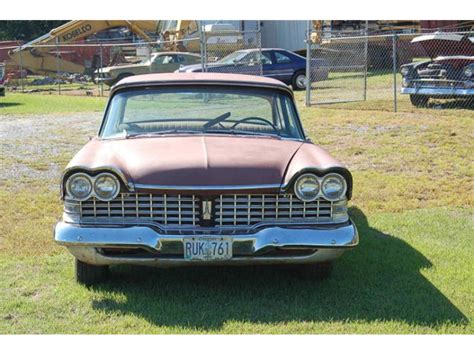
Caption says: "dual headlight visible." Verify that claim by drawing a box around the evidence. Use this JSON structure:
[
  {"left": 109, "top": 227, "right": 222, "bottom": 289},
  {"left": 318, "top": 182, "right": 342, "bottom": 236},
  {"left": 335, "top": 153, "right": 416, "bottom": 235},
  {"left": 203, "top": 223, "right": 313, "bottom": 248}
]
[
  {"left": 294, "top": 173, "right": 347, "bottom": 202},
  {"left": 400, "top": 66, "right": 410, "bottom": 76},
  {"left": 464, "top": 66, "right": 473, "bottom": 78},
  {"left": 65, "top": 172, "right": 120, "bottom": 201}
]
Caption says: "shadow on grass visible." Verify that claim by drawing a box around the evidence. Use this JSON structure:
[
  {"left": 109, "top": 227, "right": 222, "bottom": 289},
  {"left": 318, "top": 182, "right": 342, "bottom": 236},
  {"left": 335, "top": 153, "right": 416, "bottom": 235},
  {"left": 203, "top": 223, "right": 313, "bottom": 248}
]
[
  {"left": 91, "top": 207, "right": 467, "bottom": 331},
  {"left": 428, "top": 98, "right": 474, "bottom": 110},
  {"left": 0, "top": 102, "right": 23, "bottom": 108}
]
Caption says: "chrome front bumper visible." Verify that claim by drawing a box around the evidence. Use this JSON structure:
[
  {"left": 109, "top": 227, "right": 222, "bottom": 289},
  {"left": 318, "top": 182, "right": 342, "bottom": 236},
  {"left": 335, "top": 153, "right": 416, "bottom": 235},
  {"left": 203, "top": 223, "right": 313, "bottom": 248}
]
[
  {"left": 401, "top": 86, "right": 474, "bottom": 96},
  {"left": 54, "top": 221, "right": 358, "bottom": 267}
]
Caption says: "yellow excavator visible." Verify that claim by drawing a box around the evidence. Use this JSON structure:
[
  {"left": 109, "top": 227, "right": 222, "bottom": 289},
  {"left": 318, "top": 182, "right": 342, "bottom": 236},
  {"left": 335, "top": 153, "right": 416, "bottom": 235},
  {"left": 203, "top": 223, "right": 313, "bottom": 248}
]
[
  {"left": 9, "top": 20, "right": 243, "bottom": 76},
  {"left": 8, "top": 20, "right": 159, "bottom": 76}
]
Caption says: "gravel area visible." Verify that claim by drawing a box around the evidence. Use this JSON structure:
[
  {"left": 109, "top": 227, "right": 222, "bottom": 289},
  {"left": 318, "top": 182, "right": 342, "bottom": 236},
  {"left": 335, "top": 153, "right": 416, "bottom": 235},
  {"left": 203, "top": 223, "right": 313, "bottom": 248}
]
[{"left": 1, "top": 113, "right": 102, "bottom": 191}]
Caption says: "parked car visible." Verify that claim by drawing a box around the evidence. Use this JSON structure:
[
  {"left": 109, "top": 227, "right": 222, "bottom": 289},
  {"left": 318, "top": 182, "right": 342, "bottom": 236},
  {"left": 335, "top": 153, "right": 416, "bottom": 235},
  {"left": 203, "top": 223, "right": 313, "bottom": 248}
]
[
  {"left": 55, "top": 73, "right": 358, "bottom": 285},
  {"left": 95, "top": 51, "right": 201, "bottom": 86},
  {"left": 400, "top": 32, "right": 474, "bottom": 107},
  {"left": 177, "top": 48, "right": 329, "bottom": 90},
  {"left": 0, "top": 63, "right": 5, "bottom": 96}
]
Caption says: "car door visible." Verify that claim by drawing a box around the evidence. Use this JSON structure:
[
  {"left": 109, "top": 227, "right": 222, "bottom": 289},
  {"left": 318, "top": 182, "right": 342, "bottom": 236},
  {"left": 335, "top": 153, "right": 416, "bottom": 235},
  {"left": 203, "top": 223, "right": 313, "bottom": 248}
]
[{"left": 268, "top": 50, "right": 297, "bottom": 84}]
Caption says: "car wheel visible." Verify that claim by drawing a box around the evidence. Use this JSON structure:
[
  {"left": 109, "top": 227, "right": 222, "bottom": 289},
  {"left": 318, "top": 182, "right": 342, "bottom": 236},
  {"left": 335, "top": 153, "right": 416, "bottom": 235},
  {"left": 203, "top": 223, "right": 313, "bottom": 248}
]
[
  {"left": 75, "top": 259, "right": 109, "bottom": 285},
  {"left": 292, "top": 71, "right": 307, "bottom": 91},
  {"left": 410, "top": 94, "right": 429, "bottom": 107}
]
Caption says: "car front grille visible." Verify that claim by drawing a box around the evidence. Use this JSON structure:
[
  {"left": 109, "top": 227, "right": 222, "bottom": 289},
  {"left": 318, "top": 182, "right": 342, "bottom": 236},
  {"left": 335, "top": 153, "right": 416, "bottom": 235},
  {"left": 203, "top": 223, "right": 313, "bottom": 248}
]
[{"left": 64, "top": 193, "right": 348, "bottom": 229}]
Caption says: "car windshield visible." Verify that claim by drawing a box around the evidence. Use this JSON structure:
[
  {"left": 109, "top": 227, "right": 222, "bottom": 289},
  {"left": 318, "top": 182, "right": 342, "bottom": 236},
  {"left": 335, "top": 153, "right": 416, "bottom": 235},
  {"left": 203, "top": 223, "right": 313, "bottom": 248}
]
[
  {"left": 216, "top": 51, "right": 249, "bottom": 65},
  {"left": 100, "top": 86, "right": 304, "bottom": 140}
]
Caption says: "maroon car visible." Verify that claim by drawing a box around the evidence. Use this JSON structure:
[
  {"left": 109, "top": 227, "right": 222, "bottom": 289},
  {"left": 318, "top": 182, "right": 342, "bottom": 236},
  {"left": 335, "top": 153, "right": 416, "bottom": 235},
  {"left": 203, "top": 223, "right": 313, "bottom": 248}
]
[
  {"left": 401, "top": 32, "right": 474, "bottom": 107},
  {"left": 55, "top": 73, "right": 358, "bottom": 285}
]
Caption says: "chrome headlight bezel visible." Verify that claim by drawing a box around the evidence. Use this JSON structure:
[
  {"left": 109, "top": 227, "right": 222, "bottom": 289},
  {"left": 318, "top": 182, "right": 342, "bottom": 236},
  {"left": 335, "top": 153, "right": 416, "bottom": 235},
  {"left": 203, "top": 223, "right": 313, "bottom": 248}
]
[
  {"left": 321, "top": 173, "right": 347, "bottom": 201},
  {"left": 464, "top": 66, "right": 473, "bottom": 78},
  {"left": 93, "top": 172, "right": 120, "bottom": 201},
  {"left": 400, "top": 66, "right": 410, "bottom": 76},
  {"left": 65, "top": 172, "right": 93, "bottom": 201},
  {"left": 294, "top": 173, "right": 320, "bottom": 202}
]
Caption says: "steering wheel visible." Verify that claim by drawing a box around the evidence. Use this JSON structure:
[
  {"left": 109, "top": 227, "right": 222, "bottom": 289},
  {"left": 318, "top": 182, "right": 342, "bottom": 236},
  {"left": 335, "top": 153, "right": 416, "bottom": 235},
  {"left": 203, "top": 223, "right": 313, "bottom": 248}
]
[{"left": 230, "top": 117, "right": 279, "bottom": 133}]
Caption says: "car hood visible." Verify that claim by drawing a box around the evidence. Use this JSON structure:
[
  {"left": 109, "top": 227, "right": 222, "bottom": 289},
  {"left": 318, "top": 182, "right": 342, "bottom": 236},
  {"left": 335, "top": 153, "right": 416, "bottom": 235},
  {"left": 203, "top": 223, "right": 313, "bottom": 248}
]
[
  {"left": 98, "top": 63, "right": 146, "bottom": 73},
  {"left": 411, "top": 33, "right": 474, "bottom": 58},
  {"left": 67, "top": 135, "right": 307, "bottom": 190},
  {"left": 178, "top": 63, "right": 234, "bottom": 72}
]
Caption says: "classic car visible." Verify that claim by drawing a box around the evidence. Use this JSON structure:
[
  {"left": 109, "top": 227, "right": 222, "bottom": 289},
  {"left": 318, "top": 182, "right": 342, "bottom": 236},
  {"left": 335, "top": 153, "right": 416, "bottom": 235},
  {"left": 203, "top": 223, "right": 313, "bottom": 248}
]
[
  {"left": 95, "top": 51, "right": 201, "bottom": 86},
  {"left": 177, "top": 48, "right": 329, "bottom": 90},
  {"left": 54, "top": 73, "right": 358, "bottom": 285},
  {"left": 400, "top": 32, "right": 474, "bottom": 107},
  {"left": 0, "top": 63, "right": 5, "bottom": 97}
]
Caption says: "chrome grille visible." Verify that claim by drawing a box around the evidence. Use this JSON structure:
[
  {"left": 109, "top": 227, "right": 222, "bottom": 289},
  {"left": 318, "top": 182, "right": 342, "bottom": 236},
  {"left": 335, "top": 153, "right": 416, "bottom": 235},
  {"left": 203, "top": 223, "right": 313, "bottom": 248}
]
[
  {"left": 215, "top": 194, "right": 345, "bottom": 227},
  {"left": 68, "top": 193, "right": 199, "bottom": 226},
  {"left": 65, "top": 193, "right": 347, "bottom": 228}
]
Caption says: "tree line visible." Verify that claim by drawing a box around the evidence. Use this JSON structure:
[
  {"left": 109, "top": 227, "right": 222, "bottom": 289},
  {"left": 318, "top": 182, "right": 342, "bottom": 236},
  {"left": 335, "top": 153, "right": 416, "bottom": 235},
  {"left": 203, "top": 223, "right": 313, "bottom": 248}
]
[{"left": 0, "top": 21, "right": 68, "bottom": 41}]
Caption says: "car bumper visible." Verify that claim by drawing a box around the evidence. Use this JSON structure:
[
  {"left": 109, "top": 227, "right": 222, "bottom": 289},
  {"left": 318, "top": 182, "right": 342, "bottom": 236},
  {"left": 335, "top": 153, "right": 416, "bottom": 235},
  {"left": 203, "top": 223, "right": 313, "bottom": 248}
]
[
  {"left": 401, "top": 86, "right": 474, "bottom": 97},
  {"left": 54, "top": 221, "right": 358, "bottom": 267}
]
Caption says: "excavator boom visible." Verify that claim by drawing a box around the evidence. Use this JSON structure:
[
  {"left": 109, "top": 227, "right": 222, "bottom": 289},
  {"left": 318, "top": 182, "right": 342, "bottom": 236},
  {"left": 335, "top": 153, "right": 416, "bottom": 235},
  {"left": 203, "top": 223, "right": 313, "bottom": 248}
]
[{"left": 9, "top": 20, "right": 159, "bottom": 76}]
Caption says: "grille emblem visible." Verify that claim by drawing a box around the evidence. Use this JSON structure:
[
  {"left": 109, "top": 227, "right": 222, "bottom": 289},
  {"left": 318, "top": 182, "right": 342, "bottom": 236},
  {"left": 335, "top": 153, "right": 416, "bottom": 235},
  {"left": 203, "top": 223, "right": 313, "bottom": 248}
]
[{"left": 202, "top": 200, "right": 213, "bottom": 220}]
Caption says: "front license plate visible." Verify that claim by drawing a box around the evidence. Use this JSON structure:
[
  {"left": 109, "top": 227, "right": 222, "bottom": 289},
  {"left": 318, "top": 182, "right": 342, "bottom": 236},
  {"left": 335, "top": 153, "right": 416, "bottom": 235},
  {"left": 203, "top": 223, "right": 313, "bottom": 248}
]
[{"left": 183, "top": 237, "right": 232, "bottom": 261}]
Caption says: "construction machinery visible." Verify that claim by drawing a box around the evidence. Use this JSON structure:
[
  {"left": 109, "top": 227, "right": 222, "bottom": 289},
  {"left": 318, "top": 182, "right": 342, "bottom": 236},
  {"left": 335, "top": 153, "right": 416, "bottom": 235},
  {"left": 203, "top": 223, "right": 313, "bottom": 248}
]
[
  {"left": 9, "top": 20, "right": 243, "bottom": 77},
  {"left": 8, "top": 20, "right": 160, "bottom": 76}
]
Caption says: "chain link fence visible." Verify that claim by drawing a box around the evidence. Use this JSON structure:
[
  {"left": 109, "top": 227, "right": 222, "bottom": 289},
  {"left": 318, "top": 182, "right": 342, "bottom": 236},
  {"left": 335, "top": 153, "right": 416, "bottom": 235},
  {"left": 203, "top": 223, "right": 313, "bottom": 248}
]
[
  {"left": 306, "top": 28, "right": 368, "bottom": 104},
  {"left": 306, "top": 25, "right": 474, "bottom": 111},
  {"left": 0, "top": 25, "right": 263, "bottom": 96},
  {"left": 199, "top": 27, "right": 263, "bottom": 75},
  {"left": 1, "top": 23, "right": 472, "bottom": 113}
]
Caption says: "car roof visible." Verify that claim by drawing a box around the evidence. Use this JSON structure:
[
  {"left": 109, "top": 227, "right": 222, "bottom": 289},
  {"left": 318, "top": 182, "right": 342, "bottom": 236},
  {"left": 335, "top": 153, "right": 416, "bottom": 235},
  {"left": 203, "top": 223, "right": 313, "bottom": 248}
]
[
  {"left": 152, "top": 51, "right": 200, "bottom": 56},
  {"left": 112, "top": 72, "right": 292, "bottom": 93},
  {"left": 238, "top": 48, "right": 290, "bottom": 53}
]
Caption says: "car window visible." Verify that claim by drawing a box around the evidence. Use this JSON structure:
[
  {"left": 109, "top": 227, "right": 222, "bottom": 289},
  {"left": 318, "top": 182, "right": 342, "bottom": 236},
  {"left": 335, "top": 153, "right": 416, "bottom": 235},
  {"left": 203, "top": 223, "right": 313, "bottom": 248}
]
[
  {"left": 101, "top": 86, "right": 304, "bottom": 140},
  {"left": 242, "top": 52, "right": 273, "bottom": 65},
  {"left": 275, "top": 51, "right": 292, "bottom": 64},
  {"left": 261, "top": 52, "right": 273, "bottom": 65}
]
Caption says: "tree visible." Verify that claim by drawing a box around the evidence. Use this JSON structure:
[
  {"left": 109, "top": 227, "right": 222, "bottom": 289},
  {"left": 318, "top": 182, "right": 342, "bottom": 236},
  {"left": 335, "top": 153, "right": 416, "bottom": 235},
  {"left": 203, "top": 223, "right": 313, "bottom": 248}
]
[{"left": 0, "top": 20, "right": 68, "bottom": 41}]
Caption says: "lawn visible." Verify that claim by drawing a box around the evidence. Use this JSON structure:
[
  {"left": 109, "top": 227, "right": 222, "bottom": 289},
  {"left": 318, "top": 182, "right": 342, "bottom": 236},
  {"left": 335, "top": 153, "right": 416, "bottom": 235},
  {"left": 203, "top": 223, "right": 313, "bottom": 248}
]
[
  {"left": 0, "top": 83, "right": 473, "bottom": 333},
  {"left": 0, "top": 92, "right": 106, "bottom": 115}
]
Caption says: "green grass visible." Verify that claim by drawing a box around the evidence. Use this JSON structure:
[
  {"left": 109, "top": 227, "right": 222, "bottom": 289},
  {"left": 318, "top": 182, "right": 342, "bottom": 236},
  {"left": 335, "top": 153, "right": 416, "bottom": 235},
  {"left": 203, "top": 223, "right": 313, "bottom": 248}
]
[
  {"left": 0, "top": 93, "right": 106, "bottom": 115},
  {"left": 0, "top": 86, "right": 473, "bottom": 333}
]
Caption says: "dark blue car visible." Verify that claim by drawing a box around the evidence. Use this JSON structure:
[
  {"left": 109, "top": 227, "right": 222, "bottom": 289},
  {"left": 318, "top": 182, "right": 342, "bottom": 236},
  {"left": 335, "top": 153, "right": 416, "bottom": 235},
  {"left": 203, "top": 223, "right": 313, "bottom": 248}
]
[{"left": 177, "top": 48, "right": 329, "bottom": 90}]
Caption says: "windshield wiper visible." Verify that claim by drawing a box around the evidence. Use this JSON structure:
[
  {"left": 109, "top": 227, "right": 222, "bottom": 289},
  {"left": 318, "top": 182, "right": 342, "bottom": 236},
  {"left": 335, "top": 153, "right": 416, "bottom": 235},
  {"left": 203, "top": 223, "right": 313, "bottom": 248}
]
[
  {"left": 202, "top": 112, "right": 232, "bottom": 131},
  {"left": 204, "top": 129, "right": 282, "bottom": 139},
  {"left": 125, "top": 129, "right": 201, "bottom": 139}
]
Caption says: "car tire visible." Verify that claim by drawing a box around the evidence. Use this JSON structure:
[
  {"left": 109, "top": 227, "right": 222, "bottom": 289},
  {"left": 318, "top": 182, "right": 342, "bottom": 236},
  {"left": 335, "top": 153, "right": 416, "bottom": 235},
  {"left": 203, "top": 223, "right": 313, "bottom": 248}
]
[
  {"left": 410, "top": 94, "right": 429, "bottom": 107},
  {"left": 75, "top": 259, "right": 109, "bottom": 285},
  {"left": 292, "top": 71, "right": 307, "bottom": 91}
]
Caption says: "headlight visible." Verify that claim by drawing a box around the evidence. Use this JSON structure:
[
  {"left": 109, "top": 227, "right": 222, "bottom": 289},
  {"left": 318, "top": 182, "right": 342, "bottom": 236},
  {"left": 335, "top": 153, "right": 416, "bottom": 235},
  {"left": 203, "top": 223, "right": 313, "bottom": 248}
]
[
  {"left": 464, "top": 67, "right": 473, "bottom": 78},
  {"left": 294, "top": 174, "right": 320, "bottom": 202},
  {"left": 400, "top": 67, "right": 410, "bottom": 76},
  {"left": 94, "top": 173, "right": 120, "bottom": 201},
  {"left": 66, "top": 173, "right": 93, "bottom": 201},
  {"left": 321, "top": 173, "right": 347, "bottom": 201}
]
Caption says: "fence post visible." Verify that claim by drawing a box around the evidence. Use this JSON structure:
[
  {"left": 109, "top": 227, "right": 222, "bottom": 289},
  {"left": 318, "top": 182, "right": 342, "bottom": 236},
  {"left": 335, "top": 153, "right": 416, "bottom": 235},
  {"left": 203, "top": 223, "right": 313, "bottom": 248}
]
[
  {"left": 363, "top": 21, "right": 368, "bottom": 101},
  {"left": 55, "top": 38, "right": 61, "bottom": 95},
  {"left": 257, "top": 21, "right": 263, "bottom": 76},
  {"left": 18, "top": 45, "right": 24, "bottom": 92},
  {"left": 198, "top": 21, "right": 205, "bottom": 72},
  {"left": 99, "top": 44, "right": 104, "bottom": 97},
  {"left": 392, "top": 33, "right": 398, "bottom": 112},
  {"left": 305, "top": 20, "right": 311, "bottom": 107}
]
